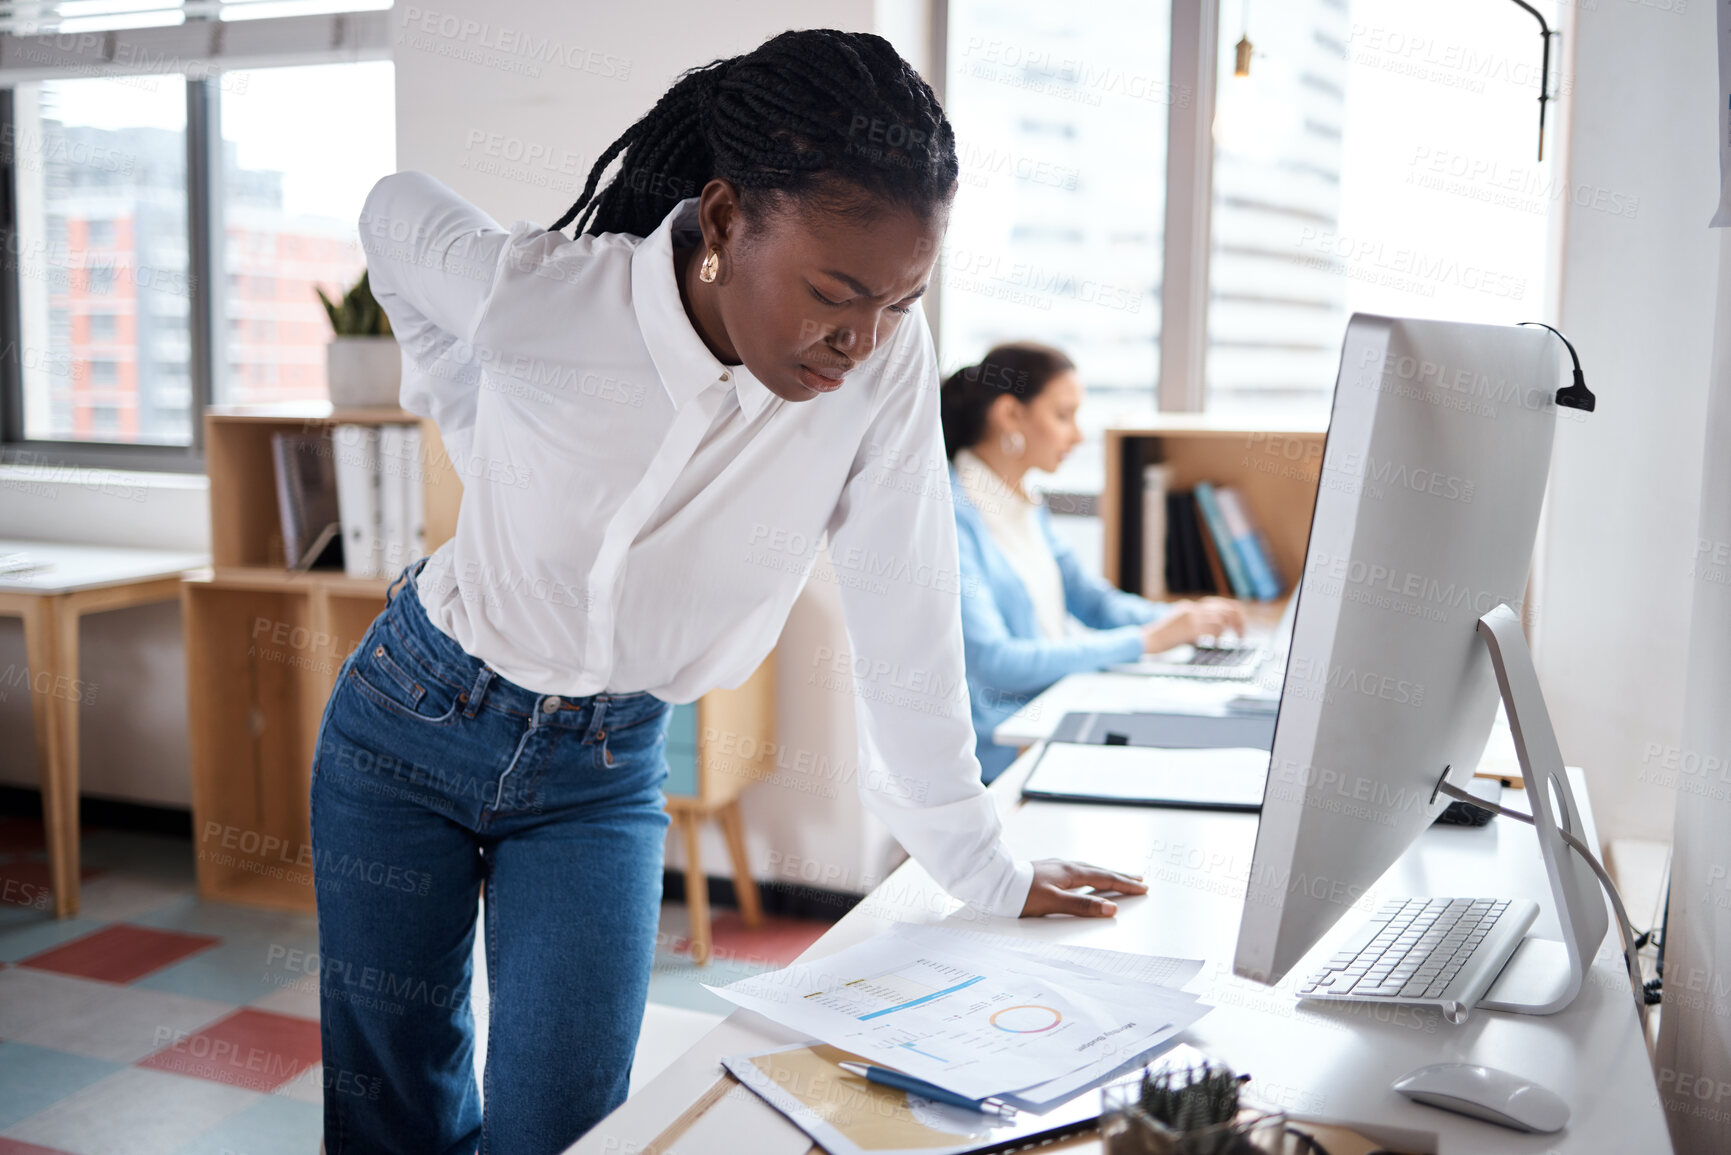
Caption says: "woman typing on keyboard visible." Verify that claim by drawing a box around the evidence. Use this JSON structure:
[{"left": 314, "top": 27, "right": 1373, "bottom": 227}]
[{"left": 942, "top": 343, "right": 1244, "bottom": 782}]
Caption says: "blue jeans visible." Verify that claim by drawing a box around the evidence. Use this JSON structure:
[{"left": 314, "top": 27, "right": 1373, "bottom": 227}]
[{"left": 311, "top": 563, "right": 672, "bottom": 1154}]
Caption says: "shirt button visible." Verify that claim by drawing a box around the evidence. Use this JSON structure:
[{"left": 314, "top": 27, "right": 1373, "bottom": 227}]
[
  {"left": 542, "top": 696, "right": 562, "bottom": 713},
  {"left": 719, "top": 371, "right": 731, "bottom": 382}
]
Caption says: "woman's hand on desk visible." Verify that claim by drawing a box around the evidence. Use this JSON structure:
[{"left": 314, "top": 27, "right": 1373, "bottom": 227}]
[
  {"left": 1020, "top": 859, "right": 1148, "bottom": 918},
  {"left": 1142, "top": 597, "right": 1246, "bottom": 653}
]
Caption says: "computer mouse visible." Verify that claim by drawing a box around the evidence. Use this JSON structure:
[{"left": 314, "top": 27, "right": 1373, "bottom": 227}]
[{"left": 1393, "top": 1062, "right": 1569, "bottom": 1133}]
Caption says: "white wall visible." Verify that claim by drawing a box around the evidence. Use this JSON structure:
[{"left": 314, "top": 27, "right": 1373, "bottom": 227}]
[
  {"left": 389, "top": 0, "right": 934, "bottom": 895},
  {"left": 1536, "top": 0, "right": 1720, "bottom": 848},
  {"left": 0, "top": 469, "right": 209, "bottom": 806}
]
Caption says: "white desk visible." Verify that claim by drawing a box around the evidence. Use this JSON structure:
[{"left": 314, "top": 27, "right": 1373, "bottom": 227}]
[
  {"left": 994, "top": 670, "right": 1529, "bottom": 786},
  {"left": 0, "top": 539, "right": 210, "bottom": 916},
  {"left": 570, "top": 731, "right": 1666, "bottom": 1155}
]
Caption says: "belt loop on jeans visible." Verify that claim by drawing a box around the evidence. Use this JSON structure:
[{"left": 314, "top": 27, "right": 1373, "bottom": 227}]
[
  {"left": 462, "top": 666, "right": 495, "bottom": 718},
  {"left": 583, "top": 697, "right": 609, "bottom": 744},
  {"left": 385, "top": 557, "right": 426, "bottom": 607}
]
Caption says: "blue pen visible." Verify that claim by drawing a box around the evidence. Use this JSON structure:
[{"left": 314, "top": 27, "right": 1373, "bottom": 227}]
[{"left": 837, "top": 1062, "right": 1019, "bottom": 1117}]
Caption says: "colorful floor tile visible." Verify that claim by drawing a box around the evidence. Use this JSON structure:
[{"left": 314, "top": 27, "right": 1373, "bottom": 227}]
[
  {"left": 0, "top": 968, "right": 234, "bottom": 1064},
  {"left": 1, "top": 1067, "right": 258, "bottom": 1155},
  {"left": 19, "top": 924, "right": 219, "bottom": 985},
  {"left": 0, "top": 1138, "right": 81, "bottom": 1155},
  {"left": 0, "top": 1043, "right": 121, "bottom": 1131},
  {"left": 169, "top": 1094, "right": 323, "bottom": 1155},
  {"left": 136, "top": 1009, "right": 321, "bottom": 1093},
  {"left": 0, "top": 916, "right": 107, "bottom": 964},
  {"left": 134, "top": 935, "right": 316, "bottom": 1006}
]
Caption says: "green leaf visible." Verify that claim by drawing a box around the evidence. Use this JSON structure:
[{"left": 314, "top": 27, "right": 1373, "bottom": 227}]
[{"left": 317, "top": 268, "right": 391, "bottom": 336}]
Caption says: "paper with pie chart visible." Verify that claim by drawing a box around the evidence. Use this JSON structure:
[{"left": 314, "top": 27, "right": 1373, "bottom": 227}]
[{"left": 709, "top": 924, "right": 1208, "bottom": 1101}]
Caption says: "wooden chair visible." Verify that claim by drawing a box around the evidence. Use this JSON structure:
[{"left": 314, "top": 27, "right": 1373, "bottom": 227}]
[{"left": 664, "top": 654, "right": 776, "bottom": 965}]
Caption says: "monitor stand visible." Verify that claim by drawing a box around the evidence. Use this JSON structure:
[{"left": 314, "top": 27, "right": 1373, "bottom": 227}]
[{"left": 1426, "top": 603, "right": 1609, "bottom": 1016}]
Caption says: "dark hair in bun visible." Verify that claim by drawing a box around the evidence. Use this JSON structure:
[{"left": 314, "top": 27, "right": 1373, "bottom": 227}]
[{"left": 939, "top": 341, "right": 1075, "bottom": 461}]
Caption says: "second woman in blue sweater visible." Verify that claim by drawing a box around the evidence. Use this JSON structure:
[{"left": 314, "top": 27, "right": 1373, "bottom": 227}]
[{"left": 942, "top": 343, "right": 1244, "bottom": 781}]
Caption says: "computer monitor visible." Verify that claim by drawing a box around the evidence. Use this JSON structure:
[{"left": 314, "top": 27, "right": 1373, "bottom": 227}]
[{"left": 1232, "top": 314, "right": 1604, "bottom": 1000}]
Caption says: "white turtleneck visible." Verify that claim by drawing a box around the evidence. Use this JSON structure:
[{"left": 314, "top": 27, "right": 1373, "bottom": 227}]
[{"left": 954, "top": 448, "right": 1069, "bottom": 641}]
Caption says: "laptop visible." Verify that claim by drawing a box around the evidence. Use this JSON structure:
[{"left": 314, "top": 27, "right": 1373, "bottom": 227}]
[{"left": 1107, "top": 596, "right": 1298, "bottom": 680}]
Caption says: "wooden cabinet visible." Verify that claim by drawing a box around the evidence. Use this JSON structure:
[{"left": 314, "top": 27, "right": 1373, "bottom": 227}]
[{"left": 183, "top": 404, "right": 458, "bottom": 910}]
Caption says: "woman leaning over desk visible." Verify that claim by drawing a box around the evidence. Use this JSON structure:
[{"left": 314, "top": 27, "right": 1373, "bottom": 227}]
[
  {"left": 942, "top": 343, "right": 1245, "bottom": 783},
  {"left": 312, "top": 29, "right": 1148, "bottom": 1155}
]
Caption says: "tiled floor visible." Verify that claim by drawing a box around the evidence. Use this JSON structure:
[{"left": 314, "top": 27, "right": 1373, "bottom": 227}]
[{"left": 0, "top": 815, "right": 831, "bottom": 1153}]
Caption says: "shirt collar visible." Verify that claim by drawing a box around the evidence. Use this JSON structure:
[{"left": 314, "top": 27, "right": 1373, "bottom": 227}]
[{"left": 630, "top": 197, "right": 774, "bottom": 422}]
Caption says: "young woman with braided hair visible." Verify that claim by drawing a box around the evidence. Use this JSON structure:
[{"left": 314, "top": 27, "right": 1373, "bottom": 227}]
[{"left": 315, "top": 27, "right": 1146, "bottom": 1153}]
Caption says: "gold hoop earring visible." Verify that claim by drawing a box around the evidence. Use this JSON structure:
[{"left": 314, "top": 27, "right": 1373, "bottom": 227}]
[{"left": 699, "top": 247, "right": 721, "bottom": 284}]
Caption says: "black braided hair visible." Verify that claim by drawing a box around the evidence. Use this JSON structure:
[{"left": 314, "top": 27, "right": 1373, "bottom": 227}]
[
  {"left": 940, "top": 343, "right": 1076, "bottom": 461},
  {"left": 551, "top": 29, "right": 957, "bottom": 238}
]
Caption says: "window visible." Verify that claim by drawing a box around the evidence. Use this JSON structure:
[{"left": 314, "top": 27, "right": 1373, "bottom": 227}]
[
  {"left": 11, "top": 76, "right": 190, "bottom": 446},
  {"left": 1206, "top": 0, "right": 1554, "bottom": 416},
  {"left": 942, "top": 0, "right": 1172, "bottom": 493},
  {"left": 942, "top": 1, "right": 1560, "bottom": 480},
  {"left": 0, "top": 25, "right": 394, "bottom": 465},
  {"left": 216, "top": 61, "right": 396, "bottom": 407}
]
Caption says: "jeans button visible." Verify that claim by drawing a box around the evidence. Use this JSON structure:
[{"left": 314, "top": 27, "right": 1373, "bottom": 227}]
[{"left": 542, "top": 696, "right": 561, "bottom": 714}]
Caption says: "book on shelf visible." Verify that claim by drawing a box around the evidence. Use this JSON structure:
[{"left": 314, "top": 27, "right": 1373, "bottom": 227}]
[
  {"left": 270, "top": 432, "right": 344, "bottom": 571},
  {"left": 1131, "top": 469, "right": 1283, "bottom": 599},
  {"left": 1214, "top": 485, "right": 1283, "bottom": 600},
  {"left": 1166, "top": 491, "right": 1217, "bottom": 596},
  {"left": 1193, "top": 481, "right": 1253, "bottom": 598},
  {"left": 333, "top": 422, "right": 426, "bottom": 582},
  {"left": 1140, "top": 463, "right": 1170, "bottom": 600}
]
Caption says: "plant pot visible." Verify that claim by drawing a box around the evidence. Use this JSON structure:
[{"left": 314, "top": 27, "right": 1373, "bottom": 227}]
[
  {"left": 1101, "top": 1083, "right": 1291, "bottom": 1155},
  {"left": 326, "top": 336, "right": 402, "bottom": 409}
]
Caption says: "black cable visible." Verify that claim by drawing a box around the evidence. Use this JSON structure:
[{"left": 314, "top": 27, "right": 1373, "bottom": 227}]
[
  {"left": 1501, "top": 1, "right": 1555, "bottom": 162},
  {"left": 1518, "top": 321, "right": 1597, "bottom": 413},
  {"left": 1433, "top": 776, "right": 1645, "bottom": 1020}
]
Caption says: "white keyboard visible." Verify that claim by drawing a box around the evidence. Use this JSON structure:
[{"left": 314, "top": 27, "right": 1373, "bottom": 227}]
[{"left": 1297, "top": 896, "right": 1538, "bottom": 1009}]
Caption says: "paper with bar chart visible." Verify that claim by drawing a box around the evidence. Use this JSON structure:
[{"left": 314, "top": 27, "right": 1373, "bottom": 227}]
[{"left": 709, "top": 924, "right": 1208, "bottom": 1101}]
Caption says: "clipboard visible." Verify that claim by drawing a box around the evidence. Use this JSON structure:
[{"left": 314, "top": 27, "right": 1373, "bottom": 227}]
[
  {"left": 1020, "top": 743, "right": 1268, "bottom": 811},
  {"left": 722, "top": 1042, "right": 1117, "bottom": 1155}
]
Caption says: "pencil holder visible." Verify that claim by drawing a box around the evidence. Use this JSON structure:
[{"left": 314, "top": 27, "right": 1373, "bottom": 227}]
[{"left": 1100, "top": 1065, "right": 1290, "bottom": 1155}]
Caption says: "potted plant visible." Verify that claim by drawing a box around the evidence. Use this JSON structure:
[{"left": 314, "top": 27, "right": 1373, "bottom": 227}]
[{"left": 317, "top": 270, "right": 399, "bottom": 408}]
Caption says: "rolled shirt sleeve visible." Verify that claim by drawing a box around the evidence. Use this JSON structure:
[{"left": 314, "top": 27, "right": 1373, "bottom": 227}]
[{"left": 825, "top": 313, "right": 1035, "bottom": 919}]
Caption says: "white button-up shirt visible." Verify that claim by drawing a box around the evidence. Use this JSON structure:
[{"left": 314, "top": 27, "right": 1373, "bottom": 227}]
[{"left": 358, "top": 171, "right": 1033, "bottom": 917}]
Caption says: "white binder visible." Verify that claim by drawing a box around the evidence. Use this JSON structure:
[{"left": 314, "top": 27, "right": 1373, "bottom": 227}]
[
  {"left": 332, "top": 423, "right": 382, "bottom": 580},
  {"left": 378, "top": 424, "right": 410, "bottom": 573},
  {"left": 403, "top": 425, "right": 426, "bottom": 561}
]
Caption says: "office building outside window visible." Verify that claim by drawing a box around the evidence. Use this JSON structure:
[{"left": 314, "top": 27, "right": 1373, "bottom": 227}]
[
  {"left": 942, "top": 0, "right": 1172, "bottom": 493},
  {"left": 217, "top": 61, "right": 396, "bottom": 407},
  {"left": 1206, "top": 0, "right": 1555, "bottom": 417},
  {"left": 12, "top": 76, "right": 192, "bottom": 445}
]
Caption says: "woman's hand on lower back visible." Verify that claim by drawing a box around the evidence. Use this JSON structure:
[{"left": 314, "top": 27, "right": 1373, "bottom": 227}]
[{"left": 1020, "top": 858, "right": 1148, "bottom": 917}]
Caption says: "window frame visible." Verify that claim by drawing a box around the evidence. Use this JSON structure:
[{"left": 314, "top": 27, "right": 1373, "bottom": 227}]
[{"left": 0, "top": 10, "right": 391, "bottom": 474}]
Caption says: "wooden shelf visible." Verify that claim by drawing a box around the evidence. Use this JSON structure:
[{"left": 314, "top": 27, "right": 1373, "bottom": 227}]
[
  {"left": 185, "top": 405, "right": 459, "bottom": 911},
  {"left": 1101, "top": 415, "right": 1325, "bottom": 595},
  {"left": 190, "top": 565, "right": 394, "bottom": 598}
]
